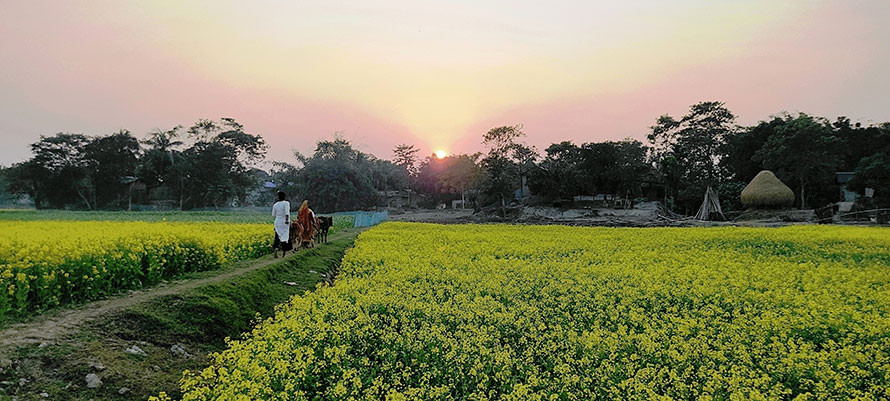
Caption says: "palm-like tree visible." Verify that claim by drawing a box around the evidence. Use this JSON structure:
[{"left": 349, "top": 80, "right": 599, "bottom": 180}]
[{"left": 143, "top": 125, "right": 184, "bottom": 164}]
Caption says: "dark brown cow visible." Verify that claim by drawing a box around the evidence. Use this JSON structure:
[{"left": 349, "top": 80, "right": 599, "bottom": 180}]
[{"left": 316, "top": 216, "right": 333, "bottom": 243}]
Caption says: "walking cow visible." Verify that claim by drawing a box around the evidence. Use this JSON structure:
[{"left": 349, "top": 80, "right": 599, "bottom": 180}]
[{"left": 316, "top": 216, "right": 333, "bottom": 243}]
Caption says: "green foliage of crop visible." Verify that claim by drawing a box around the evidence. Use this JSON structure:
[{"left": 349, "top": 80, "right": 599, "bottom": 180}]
[
  {"left": 0, "top": 214, "right": 352, "bottom": 321},
  {"left": 0, "top": 209, "right": 355, "bottom": 227},
  {"left": 0, "top": 221, "right": 270, "bottom": 320},
  {"left": 0, "top": 231, "right": 359, "bottom": 401},
  {"left": 163, "top": 223, "right": 890, "bottom": 400}
]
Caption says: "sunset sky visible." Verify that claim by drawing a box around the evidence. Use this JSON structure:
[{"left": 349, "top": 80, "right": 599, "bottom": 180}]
[{"left": 1, "top": 1, "right": 889, "bottom": 166}]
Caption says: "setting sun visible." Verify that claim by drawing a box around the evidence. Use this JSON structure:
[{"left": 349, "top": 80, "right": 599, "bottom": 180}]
[{"left": 435, "top": 150, "right": 447, "bottom": 159}]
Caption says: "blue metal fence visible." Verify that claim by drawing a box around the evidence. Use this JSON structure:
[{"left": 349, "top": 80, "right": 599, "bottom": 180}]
[{"left": 333, "top": 211, "right": 388, "bottom": 228}]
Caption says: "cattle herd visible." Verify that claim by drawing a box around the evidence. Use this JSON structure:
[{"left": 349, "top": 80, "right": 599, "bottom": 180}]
[{"left": 286, "top": 215, "right": 334, "bottom": 251}]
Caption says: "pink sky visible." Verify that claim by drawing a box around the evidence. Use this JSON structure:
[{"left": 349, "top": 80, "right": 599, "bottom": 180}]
[{"left": 1, "top": 1, "right": 889, "bottom": 166}]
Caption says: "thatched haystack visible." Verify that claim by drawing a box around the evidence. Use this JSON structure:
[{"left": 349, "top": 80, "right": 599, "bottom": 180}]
[{"left": 741, "top": 170, "right": 795, "bottom": 208}]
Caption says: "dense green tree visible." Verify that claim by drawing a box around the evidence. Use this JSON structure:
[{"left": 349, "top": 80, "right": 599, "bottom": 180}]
[
  {"left": 7, "top": 108, "right": 889, "bottom": 214},
  {"left": 656, "top": 154, "right": 683, "bottom": 210},
  {"left": 265, "top": 161, "right": 302, "bottom": 205},
  {"left": 528, "top": 141, "right": 585, "bottom": 201},
  {"left": 577, "top": 142, "right": 614, "bottom": 195},
  {"left": 720, "top": 117, "right": 785, "bottom": 183},
  {"left": 438, "top": 154, "right": 483, "bottom": 208},
  {"left": 7, "top": 134, "right": 93, "bottom": 209},
  {"left": 716, "top": 181, "right": 746, "bottom": 214},
  {"left": 579, "top": 140, "right": 647, "bottom": 196},
  {"left": 511, "top": 143, "right": 539, "bottom": 196},
  {"left": 846, "top": 154, "right": 890, "bottom": 207},
  {"left": 414, "top": 153, "right": 481, "bottom": 207},
  {"left": 174, "top": 118, "right": 268, "bottom": 209},
  {"left": 0, "top": 166, "right": 17, "bottom": 205},
  {"left": 753, "top": 113, "right": 840, "bottom": 209},
  {"left": 293, "top": 138, "right": 378, "bottom": 212},
  {"left": 480, "top": 125, "right": 527, "bottom": 212},
  {"left": 186, "top": 118, "right": 221, "bottom": 141},
  {"left": 414, "top": 155, "right": 443, "bottom": 198},
  {"left": 6, "top": 120, "right": 273, "bottom": 210},
  {"left": 649, "top": 101, "right": 737, "bottom": 212},
  {"left": 369, "top": 157, "right": 411, "bottom": 206},
  {"left": 5, "top": 161, "right": 41, "bottom": 208},
  {"left": 84, "top": 130, "right": 140, "bottom": 209},
  {"left": 306, "top": 135, "right": 362, "bottom": 162},
  {"left": 577, "top": 140, "right": 651, "bottom": 203},
  {"left": 832, "top": 118, "right": 890, "bottom": 171},
  {"left": 392, "top": 144, "right": 420, "bottom": 177},
  {"left": 609, "top": 139, "right": 651, "bottom": 200},
  {"left": 529, "top": 139, "right": 651, "bottom": 205},
  {"left": 137, "top": 126, "right": 184, "bottom": 192}
]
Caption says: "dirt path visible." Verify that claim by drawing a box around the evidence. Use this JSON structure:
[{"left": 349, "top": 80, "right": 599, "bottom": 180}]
[{"left": 0, "top": 228, "right": 363, "bottom": 349}]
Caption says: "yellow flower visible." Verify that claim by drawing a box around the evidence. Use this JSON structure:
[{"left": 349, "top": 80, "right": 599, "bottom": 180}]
[
  {"left": 168, "top": 223, "right": 890, "bottom": 400},
  {"left": 0, "top": 219, "right": 284, "bottom": 317}
]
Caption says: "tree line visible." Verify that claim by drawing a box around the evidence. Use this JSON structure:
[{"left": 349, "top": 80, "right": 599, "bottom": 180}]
[
  {"left": 1, "top": 118, "right": 267, "bottom": 210},
  {"left": 647, "top": 102, "right": 890, "bottom": 213},
  {"left": 396, "top": 102, "right": 890, "bottom": 214},
  {"left": 2, "top": 102, "right": 889, "bottom": 213}
]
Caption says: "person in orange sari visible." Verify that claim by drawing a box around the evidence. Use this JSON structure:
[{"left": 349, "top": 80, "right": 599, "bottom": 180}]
[{"left": 296, "top": 200, "right": 317, "bottom": 248}]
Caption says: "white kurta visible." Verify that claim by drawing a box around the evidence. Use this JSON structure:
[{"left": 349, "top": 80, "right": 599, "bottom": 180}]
[{"left": 272, "top": 200, "right": 290, "bottom": 241}]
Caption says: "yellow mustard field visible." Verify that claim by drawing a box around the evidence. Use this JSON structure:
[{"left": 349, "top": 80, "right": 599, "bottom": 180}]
[
  {"left": 162, "top": 223, "right": 890, "bottom": 401},
  {"left": 0, "top": 220, "right": 270, "bottom": 319}
]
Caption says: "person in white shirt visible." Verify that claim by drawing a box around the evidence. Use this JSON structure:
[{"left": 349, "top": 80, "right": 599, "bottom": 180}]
[{"left": 271, "top": 191, "right": 291, "bottom": 258}]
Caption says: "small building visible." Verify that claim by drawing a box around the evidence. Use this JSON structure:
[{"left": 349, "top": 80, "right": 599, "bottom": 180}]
[
  {"left": 378, "top": 189, "right": 420, "bottom": 209},
  {"left": 836, "top": 172, "right": 857, "bottom": 202},
  {"left": 836, "top": 172, "right": 873, "bottom": 202},
  {"left": 639, "top": 179, "right": 666, "bottom": 201},
  {"left": 513, "top": 176, "right": 531, "bottom": 201}
]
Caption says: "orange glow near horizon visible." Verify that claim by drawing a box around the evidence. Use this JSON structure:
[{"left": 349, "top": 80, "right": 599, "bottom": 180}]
[{"left": 435, "top": 150, "right": 447, "bottom": 159}]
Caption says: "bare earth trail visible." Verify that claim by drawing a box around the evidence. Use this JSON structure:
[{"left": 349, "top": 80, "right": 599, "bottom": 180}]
[{"left": 0, "top": 228, "right": 360, "bottom": 349}]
